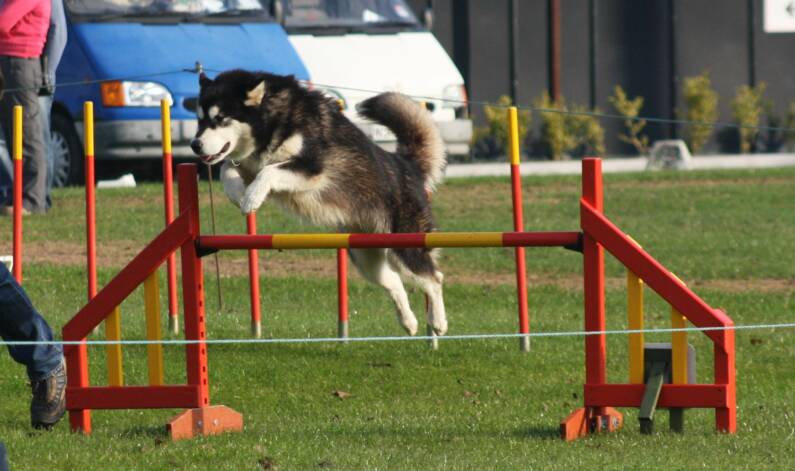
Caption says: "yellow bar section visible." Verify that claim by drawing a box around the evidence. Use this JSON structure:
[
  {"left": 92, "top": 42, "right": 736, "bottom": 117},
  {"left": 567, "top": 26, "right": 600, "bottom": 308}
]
[
  {"left": 508, "top": 107, "right": 521, "bottom": 165},
  {"left": 144, "top": 271, "right": 165, "bottom": 386},
  {"left": 627, "top": 270, "right": 644, "bottom": 384},
  {"left": 425, "top": 232, "right": 503, "bottom": 248},
  {"left": 84, "top": 102, "right": 94, "bottom": 156},
  {"left": 160, "top": 99, "right": 172, "bottom": 154},
  {"left": 105, "top": 306, "right": 123, "bottom": 386},
  {"left": 13, "top": 106, "right": 22, "bottom": 160},
  {"left": 671, "top": 307, "right": 688, "bottom": 384},
  {"left": 272, "top": 233, "right": 350, "bottom": 249}
]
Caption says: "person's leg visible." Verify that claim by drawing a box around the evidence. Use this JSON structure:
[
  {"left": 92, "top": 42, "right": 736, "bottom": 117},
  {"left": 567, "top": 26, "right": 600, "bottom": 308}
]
[
  {"left": 0, "top": 57, "right": 47, "bottom": 213},
  {"left": 0, "top": 262, "right": 65, "bottom": 428},
  {"left": 0, "top": 441, "right": 8, "bottom": 471},
  {"left": 38, "top": 94, "right": 54, "bottom": 210},
  {"left": 0, "top": 262, "right": 62, "bottom": 380},
  {"left": 0, "top": 126, "right": 12, "bottom": 205}
]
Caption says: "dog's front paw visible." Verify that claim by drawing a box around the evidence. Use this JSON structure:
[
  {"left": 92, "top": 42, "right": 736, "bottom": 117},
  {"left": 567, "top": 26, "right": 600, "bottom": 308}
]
[{"left": 240, "top": 186, "right": 268, "bottom": 214}]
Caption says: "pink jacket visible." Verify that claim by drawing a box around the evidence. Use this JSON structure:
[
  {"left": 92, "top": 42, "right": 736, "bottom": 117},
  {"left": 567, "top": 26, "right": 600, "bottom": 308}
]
[{"left": 0, "top": 0, "right": 51, "bottom": 58}]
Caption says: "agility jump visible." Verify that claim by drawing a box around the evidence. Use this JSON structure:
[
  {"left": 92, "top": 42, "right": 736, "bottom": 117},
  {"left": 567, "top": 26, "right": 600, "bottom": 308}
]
[{"left": 59, "top": 157, "right": 736, "bottom": 441}]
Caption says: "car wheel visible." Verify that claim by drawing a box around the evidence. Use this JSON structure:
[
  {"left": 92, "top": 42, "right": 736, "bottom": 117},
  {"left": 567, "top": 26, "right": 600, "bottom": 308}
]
[{"left": 50, "top": 113, "right": 84, "bottom": 186}]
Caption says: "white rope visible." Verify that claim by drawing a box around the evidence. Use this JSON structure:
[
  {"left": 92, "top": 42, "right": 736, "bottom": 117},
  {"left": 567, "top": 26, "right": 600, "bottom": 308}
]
[{"left": 2, "top": 322, "right": 793, "bottom": 346}]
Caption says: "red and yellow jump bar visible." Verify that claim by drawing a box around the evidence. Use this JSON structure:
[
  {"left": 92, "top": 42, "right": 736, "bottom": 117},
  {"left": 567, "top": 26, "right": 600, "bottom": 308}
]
[{"left": 199, "top": 231, "right": 581, "bottom": 251}]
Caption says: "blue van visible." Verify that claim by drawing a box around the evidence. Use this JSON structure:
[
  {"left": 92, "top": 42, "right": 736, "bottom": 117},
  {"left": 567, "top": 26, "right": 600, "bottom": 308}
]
[{"left": 52, "top": 0, "right": 308, "bottom": 185}]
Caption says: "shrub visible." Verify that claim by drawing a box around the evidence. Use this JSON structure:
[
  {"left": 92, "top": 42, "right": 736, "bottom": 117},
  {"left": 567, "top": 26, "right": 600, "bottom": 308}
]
[
  {"left": 731, "top": 82, "right": 767, "bottom": 153},
  {"left": 535, "top": 92, "right": 605, "bottom": 160},
  {"left": 470, "top": 95, "right": 531, "bottom": 161},
  {"left": 682, "top": 72, "right": 719, "bottom": 154},
  {"left": 784, "top": 102, "right": 795, "bottom": 150},
  {"left": 608, "top": 85, "right": 649, "bottom": 155}
]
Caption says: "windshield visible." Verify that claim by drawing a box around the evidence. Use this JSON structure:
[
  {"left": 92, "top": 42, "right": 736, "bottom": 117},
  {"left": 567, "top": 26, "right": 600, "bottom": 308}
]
[
  {"left": 66, "top": 0, "right": 271, "bottom": 19},
  {"left": 284, "top": 0, "right": 419, "bottom": 28}
]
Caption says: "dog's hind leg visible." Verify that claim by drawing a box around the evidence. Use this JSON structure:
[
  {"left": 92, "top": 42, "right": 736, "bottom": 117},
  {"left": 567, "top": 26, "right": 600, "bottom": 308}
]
[
  {"left": 349, "top": 248, "right": 419, "bottom": 336},
  {"left": 389, "top": 249, "right": 447, "bottom": 336}
]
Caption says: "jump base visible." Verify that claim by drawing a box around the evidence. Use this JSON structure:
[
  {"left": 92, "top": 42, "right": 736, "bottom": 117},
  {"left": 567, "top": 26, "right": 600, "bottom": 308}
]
[{"left": 167, "top": 405, "right": 243, "bottom": 441}]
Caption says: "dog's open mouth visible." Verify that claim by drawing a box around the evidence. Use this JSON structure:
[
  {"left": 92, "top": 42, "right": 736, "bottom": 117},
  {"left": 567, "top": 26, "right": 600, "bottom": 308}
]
[{"left": 199, "top": 142, "right": 231, "bottom": 164}]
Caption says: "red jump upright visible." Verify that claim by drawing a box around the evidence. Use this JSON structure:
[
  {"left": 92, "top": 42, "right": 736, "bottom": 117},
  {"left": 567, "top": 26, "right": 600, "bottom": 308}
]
[
  {"left": 62, "top": 164, "right": 242, "bottom": 440},
  {"left": 560, "top": 158, "right": 736, "bottom": 440}
]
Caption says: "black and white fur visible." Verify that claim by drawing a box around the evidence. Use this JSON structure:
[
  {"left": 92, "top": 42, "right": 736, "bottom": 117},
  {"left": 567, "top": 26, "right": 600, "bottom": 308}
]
[{"left": 190, "top": 70, "right": 447, "bottom": 336}]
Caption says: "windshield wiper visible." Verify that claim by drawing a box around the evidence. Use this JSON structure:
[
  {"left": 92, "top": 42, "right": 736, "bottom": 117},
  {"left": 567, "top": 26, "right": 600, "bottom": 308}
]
[{"left": 198, "top": 9, "right": 268, "bottom": 18}]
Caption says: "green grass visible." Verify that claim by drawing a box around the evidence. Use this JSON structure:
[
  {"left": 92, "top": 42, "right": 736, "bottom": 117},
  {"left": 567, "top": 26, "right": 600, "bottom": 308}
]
[{"left": 1, "top": 167, "right": 794, "bottom": 469}]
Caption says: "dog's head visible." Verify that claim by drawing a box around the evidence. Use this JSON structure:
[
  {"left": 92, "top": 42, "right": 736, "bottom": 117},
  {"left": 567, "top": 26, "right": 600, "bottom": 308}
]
[{"left": 190, "top": 70, "right": 275, "bottom": 165}]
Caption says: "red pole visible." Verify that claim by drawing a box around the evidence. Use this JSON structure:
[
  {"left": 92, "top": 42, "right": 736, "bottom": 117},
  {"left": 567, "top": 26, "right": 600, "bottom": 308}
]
[
  {"left": 247, "top": 213, "right": 262, "bottom": 338},
  {"left": 84, "top": 102, "right": 97, "bottom": 300},
  {"left": 508, "top": 107, "right": 530, "bottom": 352},
  {"left": 337, "top": 248, "right": 348, "bottom": 338},
  {"left": 161, "top": 100, "right": 179, "bottom": 334},
  {"left": 581, "top": 158, "right": 606, "bottom": 406},
  {"left": 178, "top": 164, "right": 210, "bottom": 407},
  {"left": 11, "top": 106, "right": 23, "bottom": 283}
]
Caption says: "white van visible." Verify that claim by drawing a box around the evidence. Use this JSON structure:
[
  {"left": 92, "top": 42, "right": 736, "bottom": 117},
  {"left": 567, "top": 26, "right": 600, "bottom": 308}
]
[{"left": 281, "top": 0, "right": 472, "bottom": 157}]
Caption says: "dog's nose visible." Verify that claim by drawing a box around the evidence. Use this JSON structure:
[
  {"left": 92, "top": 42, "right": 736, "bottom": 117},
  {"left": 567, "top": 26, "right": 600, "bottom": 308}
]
[{"left": 190, "top": 139, "right": 203, "bottom": 155}]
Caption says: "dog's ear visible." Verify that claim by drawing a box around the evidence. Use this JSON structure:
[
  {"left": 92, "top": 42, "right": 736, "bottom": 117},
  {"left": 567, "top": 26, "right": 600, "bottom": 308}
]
[
  {"left": 199, "top": 72, "right": 212, "bottom": 88},
  {"left": 244, "top": 81, "right": 266, "bottom": 107}
]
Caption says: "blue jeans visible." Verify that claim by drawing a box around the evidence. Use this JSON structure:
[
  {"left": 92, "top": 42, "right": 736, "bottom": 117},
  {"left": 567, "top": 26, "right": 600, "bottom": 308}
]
[
  {"left": 0, "top": 441, "right": 7, "bottom": 471},
  {"left": 0, "top": 263, "right": 62, "bottom": 381}
]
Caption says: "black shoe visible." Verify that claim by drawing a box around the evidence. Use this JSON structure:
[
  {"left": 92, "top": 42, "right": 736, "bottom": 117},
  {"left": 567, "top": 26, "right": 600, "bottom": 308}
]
[{"left": 30, "top": 360, "right": 66, "bottom": 430}]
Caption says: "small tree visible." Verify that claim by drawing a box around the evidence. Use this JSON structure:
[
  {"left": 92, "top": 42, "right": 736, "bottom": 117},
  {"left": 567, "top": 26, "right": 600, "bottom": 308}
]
[
  {"left": 784, "top": 101, "right": 795, "bottom": 151},
  {"left": 731, "top": 82, "right": 767, "bottom": 153},
  {"left": 682, "top": 72, "right": 719, "bottom": 154},
  {"left": 470, "top": 95, "right": 531, "bottom": 160},
  {"left": 534, "top": 92, "right": 605, "bottom": 160},
  {"left": 609, "top": 85, "right": 649, "bottom": 155}
]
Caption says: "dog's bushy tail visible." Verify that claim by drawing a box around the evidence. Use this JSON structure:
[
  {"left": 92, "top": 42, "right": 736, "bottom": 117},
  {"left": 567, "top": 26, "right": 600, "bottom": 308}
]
[{"left": 357, "top": 93, "right": 446, "bottom": 190}]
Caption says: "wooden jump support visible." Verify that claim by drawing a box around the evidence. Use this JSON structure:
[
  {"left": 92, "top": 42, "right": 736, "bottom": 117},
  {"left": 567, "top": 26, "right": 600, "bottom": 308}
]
[{"left": 61, "top": 158, "right": 735, "bottom": 441}]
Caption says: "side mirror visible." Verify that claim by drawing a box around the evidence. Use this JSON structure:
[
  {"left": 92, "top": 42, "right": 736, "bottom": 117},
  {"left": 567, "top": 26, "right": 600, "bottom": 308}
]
[{"left": 271, "top": 0, "right": 285, "bottom": 25}]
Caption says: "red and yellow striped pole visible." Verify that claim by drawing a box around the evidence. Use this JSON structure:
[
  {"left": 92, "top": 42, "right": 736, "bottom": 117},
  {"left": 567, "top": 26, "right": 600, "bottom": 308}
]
[
  {"left": 161, "top": 99, "right": 179, "bottom": 334},
  {"left": 335, "top": 99, "right": 349, "bottom": 340},
  {"left": 11, "top": 106, "right": 23, "bottom": 283},
  {"left": 247, "top": 213, "right": 262, "bottom": 338},
  {"left": 508, "top": 107, "right": 530, "bottom": 352},
  {"left": 85, "top": 101, "right": 96, "bottom": 300},
  {"left": 83, "top": 101, "right": 124, "bottom": 383}
]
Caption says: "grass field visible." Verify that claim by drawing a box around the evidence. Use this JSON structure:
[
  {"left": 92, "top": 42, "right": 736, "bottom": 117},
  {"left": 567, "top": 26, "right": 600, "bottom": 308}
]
[{"left": 0, "top": 165, "right": 793, "bottom": 469}]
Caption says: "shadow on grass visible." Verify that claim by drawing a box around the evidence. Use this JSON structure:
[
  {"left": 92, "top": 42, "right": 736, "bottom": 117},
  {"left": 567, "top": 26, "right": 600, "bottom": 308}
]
[
  {"left": 119, "top": 424, "right": 169, "bottom": 440},
  {"left": 514, "top": 425, "right": 560, "bottom": 440}
]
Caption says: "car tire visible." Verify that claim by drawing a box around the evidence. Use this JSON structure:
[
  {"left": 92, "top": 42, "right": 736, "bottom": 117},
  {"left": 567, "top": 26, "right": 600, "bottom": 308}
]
[{"left": 50, "top": 112, "right": 84, "bottom": 186}]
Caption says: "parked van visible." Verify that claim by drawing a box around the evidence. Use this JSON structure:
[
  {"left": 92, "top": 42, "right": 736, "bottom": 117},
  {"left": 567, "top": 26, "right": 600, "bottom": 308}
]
[
  {"left": 281, "top": 0, "right": 472, "bottom": 157},
  {"left": 52, "top": 0, "right": 309, "bottom": 185}
]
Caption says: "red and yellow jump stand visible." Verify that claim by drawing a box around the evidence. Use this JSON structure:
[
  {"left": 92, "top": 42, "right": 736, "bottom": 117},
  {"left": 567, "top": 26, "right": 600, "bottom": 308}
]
[
  {"left": 560, "top": 159, "right": 736, "bottom": 440},
  {"left": 62, "top": 165, "right": 242, "bottom": 440}
]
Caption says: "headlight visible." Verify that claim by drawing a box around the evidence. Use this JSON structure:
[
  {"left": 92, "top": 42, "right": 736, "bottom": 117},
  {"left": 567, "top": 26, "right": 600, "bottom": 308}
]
[
  {"left": 442, "top": 84, "right": 467, "bottom": 108},
  {"left": 100, "top": 81, "right": 173, "bottom": 107}
]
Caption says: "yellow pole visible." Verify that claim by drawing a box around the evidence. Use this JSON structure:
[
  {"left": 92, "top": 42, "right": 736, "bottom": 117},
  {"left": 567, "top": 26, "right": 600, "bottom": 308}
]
[
  {"left": 145, "top": 271, "right": 165, "bottom": 385},
  {"left": 670, "top": 274, "right": 688, "bottom": 384},
  {"left": 627, "top": 270, "right": 644, "bottom": 384},
  {"left": 508, "top": 107, "right": 521, "bottom": 166},
  {"left": 105, "top": 307, "right": 123, "bottom": 386},
  {"left": 671, "top": 307, "right": 688, "bottom": 384},
  {"left": 13, "top": 106, "right": 22, "bottom": 159}
]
